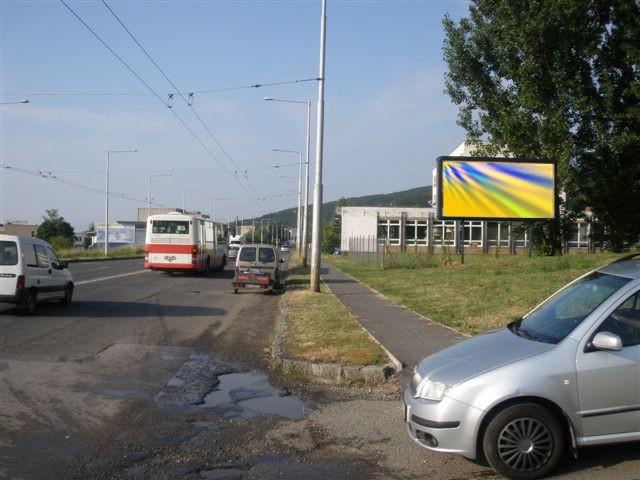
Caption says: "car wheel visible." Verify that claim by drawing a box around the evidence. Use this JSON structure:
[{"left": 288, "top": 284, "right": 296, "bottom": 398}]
[
  {"left": 233, "top": 288, "right": 238, "bottom": 294},
  {"left": 20, "top": 290, "right": 37, "bottom": 315},
  {"left": 60, "top": 284, "right": 73, "bottom": 306},
  {"left": 483, "top": 403, "right": 564, "bottom": 480}
]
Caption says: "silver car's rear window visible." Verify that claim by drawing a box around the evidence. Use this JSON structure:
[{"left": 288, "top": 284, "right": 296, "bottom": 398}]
[
  {"left": 0, "top": 241, "right": 18, "bottom": 266},
  {"left": 519, "top": 272, "right": 631, "bottom": 344},
  {"left": 239, "top": 247, "right": 256, "bottom": 262}
]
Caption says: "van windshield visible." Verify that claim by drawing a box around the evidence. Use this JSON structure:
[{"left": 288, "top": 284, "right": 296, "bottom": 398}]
[
  {"left": 0, "top": 241, "right": 18, "bottom": 266},
  {"left": 152, "top": 220, "right": 190, "bottom": 235},
  {"left": 513, "top": 271, "right": 631, "bottom": 344}
]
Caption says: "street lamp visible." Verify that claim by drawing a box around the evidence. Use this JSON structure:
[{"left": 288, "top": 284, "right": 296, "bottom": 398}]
[
  {"left": 272, "top": 148, "right": 303, "bottom": 252},
  {"left": 212, "top": 197, "right": 229, "bottom": 223},
  {"left": 148, "top": 172, "right": 172, "bottom": 220},
  {"left": 0, "top": 99, "right": 29, "bottom": 105},
  {"left": 227, "top": 204, "right": 240, "bottom": 234},
  {"left": 182, "top": 186, "right": 195, "bottom": 213},
  {"left": 265, "top": 97, "right": 312, "bottom": 266},
  {"left": 105, "top": 149, "right": 137, "bottom": 255}
]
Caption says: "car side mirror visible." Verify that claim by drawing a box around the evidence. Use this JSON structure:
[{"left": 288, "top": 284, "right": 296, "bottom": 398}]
[
  {"left": 280, "top": 257, "right": 285, "bottom": 263},
  {"left": 59, "top": 260, "right": 69, "bottom": 269},
  {"left": 591, "top": 331, "right": 623, "bottom": 352}
]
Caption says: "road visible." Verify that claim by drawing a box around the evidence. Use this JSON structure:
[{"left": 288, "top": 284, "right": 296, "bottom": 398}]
[{"left": 0, "top": 259, "right": 638, "bottom": 479}]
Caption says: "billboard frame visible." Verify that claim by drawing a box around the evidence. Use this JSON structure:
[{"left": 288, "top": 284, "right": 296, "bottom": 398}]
[{"left": 435, "top": 156, "right": 558, "bottom": 222}]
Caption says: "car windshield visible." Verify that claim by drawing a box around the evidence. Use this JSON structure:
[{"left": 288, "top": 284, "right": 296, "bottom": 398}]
[
  {"left": 152, "top": 220, "right": 189, "bottom": 235},
  {"left": 0, "top": 241, "right": 18, "bottom": 266},
  {"left": 239, "top": 247, "right": 256, "bottom": 262},
  {"left": 514, "top": 271, "right": 631, "bottom": 344},
  {"left": 259, "top": 248, "right": 275, "bottom": 263}
]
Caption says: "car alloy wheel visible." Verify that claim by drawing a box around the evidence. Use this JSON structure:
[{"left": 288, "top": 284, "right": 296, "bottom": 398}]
[{"left": 497, "top": 418, "right": 552, "bottom": 472}]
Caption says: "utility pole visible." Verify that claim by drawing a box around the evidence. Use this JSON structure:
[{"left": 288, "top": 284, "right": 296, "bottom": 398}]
[
  {"left": 260, "top": 218, "right": 264, "bottom": 243},
  {"left": 310, "top": 0, "right": 327, "bottom": 292}
]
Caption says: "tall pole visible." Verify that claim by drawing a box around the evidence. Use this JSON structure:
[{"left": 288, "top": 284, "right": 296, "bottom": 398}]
[
  {"left": 147, "top": 175, "right": 152, "bottom": 222},
  {"left": 296, "top": 152, "right": 303, "bottom": 252},
  {"left": 182, "top": 189, "right": 186, "bottom": 212},
  {"left": 260, "top": 218, "right": 264, "bottom": 243},
  {"left": 310, "top": 0, "right": 327, "bottom": 292},
  {"left": 105, "top": 151, "right": 110, "bottom": 256},
  {"left": 302, "top": 101, "right": 311, "bottom": 267}
]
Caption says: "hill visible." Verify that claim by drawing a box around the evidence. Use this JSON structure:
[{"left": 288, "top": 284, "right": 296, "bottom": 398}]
[{"left": 243, "top": 185, "right": 432, "bottom": 227}]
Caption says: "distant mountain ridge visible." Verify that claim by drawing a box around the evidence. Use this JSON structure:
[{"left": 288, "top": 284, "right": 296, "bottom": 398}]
[{"left": 244, "top": 185, "right": 433, "bottom": 227}]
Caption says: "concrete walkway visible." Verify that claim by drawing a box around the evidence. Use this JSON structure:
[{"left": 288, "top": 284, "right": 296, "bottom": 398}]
[{"left": 321, "top": 264, "right": 467, "bottom": 374}]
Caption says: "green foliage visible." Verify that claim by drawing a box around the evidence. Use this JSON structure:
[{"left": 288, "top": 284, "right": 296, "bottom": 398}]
[
  {"left": 322, "top": 222, "right": 340, "bottom": 254},
  {"left": 48, "top": 235, "right": 73, "bottom": 250},
  {"left": 83, "top": 222, "right": 95, "bottom": 248},
  {"left": 443, "top": 0, "right": 640, "bottom": 252},
  {"left": 37, "top": 209, "right": 74, "bottom": 243}
]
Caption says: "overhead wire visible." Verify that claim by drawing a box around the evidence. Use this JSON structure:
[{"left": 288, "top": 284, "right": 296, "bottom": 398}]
[
  {"left": 58, "top": 0, "right": 257, "bottom": 206},
  {"left": 49, "top": 162, "right": 301, "bottom": 175},
  {"left": 1, "top": 163, "right": 161, "bottom": 206},
  {"left": 100, "top": 0, "right": 264, "bottom": 205}
]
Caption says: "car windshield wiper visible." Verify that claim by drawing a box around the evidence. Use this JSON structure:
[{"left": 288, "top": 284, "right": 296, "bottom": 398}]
[{"left": 516, "top": 325, "right": 539, "bottom": 341}]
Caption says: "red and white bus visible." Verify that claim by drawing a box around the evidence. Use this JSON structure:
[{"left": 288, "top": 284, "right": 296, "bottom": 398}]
[{"left": 145, "top": 212, "right": 228, "bottom": 274}]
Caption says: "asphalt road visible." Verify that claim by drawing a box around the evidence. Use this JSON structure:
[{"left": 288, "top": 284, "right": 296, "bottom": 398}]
[{"left": 0, "top": 259, "right": 638, "bottom": 480}]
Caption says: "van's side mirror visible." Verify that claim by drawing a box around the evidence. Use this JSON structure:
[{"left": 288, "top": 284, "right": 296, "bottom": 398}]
[
  {"left": 280, "top": 257, "right": 285, "bottom": 263},
  {"left": 591, "top": 331, "right": 623, "bottom": 351},
  {"left": 60, "top": 260, "right": 69, "bottom": 269}
]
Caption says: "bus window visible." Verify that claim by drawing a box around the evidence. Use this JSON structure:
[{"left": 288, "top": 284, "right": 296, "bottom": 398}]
[{"left": 152, "top": 221, "right": 190, "bottom": 234}]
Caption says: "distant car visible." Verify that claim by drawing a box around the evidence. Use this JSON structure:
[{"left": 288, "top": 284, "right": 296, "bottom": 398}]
[
  {"left": 233, "top": 244, "right": 284, "bottom": 294},
  {"left": 280, "top": 245, "right": 290, "bottom": 253},
  {"left": 404, "top": 254, "right": 640, "bottom": 480},
  {"left": 0, "top": 235, "right": 74, "bottom": 314}
]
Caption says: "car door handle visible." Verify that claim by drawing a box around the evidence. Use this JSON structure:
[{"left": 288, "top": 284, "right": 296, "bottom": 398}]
[{"left": 48, "top": 269, "right": 52, "bottom": 274}]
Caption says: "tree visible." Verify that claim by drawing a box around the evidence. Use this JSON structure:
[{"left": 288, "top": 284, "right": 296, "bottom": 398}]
[
  {"left": 37, "top": 209, "right": 75, "bottom": 243},
  {"left": 322, "top": 222, "right": 340, "bottom": 254},
  {"left": 443, "top": 1, "right": 640, "bottom": 251}
]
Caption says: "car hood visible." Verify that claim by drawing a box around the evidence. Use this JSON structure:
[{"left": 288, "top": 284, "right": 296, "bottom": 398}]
[{"left": 416, "top": 327, "right": 554, "bottom": 387}]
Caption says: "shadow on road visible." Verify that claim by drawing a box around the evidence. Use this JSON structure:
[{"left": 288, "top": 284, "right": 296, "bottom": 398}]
[
  {"left": 556, "top": 443, "right": 640, "bottom": 476},
  {"left": 0, "top": 301, "right": 226, "bottom": 318}
]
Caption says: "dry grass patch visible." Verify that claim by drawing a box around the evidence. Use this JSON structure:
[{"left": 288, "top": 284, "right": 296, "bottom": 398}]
[{"left": 281, "top": 262, "right": 387, "bottom": 366}]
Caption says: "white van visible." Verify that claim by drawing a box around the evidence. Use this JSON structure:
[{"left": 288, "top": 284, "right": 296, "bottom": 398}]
[{"left": 0, "top": 235, "right": 74, "bottom": 314}]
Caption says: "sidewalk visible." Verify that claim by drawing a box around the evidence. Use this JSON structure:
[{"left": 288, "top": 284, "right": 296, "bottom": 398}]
[{"left": 321, "top": 264, "right": 467, "bottom": 374}]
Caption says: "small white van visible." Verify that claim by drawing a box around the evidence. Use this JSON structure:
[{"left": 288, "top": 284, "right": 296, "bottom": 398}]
[{"left": 0, "top": 235, "right": 74, "bottom": 314}]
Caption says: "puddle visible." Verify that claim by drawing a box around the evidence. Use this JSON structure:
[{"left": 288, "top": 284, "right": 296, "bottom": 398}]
[{"left": 200, "top": 372, "right": 311, "bottom": 420}]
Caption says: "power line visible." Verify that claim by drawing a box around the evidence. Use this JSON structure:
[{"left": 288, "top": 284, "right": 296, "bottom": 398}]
[
  {"left": 1, "top": 163, "right": 161, "bottom": 206},
  {"left": 58, "top": 0, "right": 257, "bottom": 205},
  {"left": 49, "top": 162, "right": 301, "bottom": 175},
  {"left": 100, "top": 0, "right": 264, "bottom": 205},
  {"left": 0, "top": 78, "right": 319, "bottom": 97}
]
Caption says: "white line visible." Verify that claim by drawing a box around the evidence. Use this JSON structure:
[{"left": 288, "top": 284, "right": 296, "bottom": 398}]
[{"left": 75, "top": 269, "right": 151, "bottom": 286}]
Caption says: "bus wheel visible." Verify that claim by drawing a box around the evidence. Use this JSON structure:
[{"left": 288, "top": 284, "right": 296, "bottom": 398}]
[
  {"left": 203, "top": 258, "right": 211, "bottom": 276},
  {"left": 234, "top": 288, "right": 238, "bottom": 294}
]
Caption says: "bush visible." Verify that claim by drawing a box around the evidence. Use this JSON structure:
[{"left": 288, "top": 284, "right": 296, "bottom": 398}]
[{"left": 48, "top": 235, "right": 73, "bottom": 250}]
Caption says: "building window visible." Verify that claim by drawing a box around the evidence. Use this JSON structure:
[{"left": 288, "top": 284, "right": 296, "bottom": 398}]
[
  {"left": 377, "top": 219, "right": 400, "bottom": 245},
  {"left": 432, "top": 220, "right": 456, "bottom": 246},
  {"left": 405, "top": 220, "right": 428, "bottom": 245}
]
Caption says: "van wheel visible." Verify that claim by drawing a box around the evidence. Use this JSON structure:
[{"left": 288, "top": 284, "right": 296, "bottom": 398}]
[
  {"left": 20, "top": 291, "right": 37, "bottom": 315},
  {"left": 60, "top": 284, "right": 73, "bottom": 306},
  {"left": 483, "top": 403, "right": 564, "bottom": 480},
  {"left": 233, "top": 288, "right": 238, "bottom": 294}
]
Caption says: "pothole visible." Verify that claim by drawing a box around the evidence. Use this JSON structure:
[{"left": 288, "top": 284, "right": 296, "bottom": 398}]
[{"left": 200, "top": 371, "right": 311, "bottom": 420}]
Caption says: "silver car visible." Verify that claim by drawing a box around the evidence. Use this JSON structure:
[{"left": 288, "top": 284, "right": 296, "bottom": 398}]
[{"left": 404, "top": 254, "right": 640, "bottom": 480}]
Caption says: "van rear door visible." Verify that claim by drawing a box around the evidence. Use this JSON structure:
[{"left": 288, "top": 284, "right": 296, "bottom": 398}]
[{"left": 0, "top": 240, "right": 20, "bottom": 297}]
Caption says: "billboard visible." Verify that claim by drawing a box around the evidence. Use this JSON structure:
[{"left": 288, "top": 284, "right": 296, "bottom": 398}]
[
  {"left": 436, "top": 156, "right": 557, "bottom": 220},
  {"left": 96, "top": 224, "right": 136, "bottom": 244}
]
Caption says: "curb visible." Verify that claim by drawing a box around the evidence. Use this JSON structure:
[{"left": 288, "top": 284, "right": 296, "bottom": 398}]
[{"left": 271, "top": 297, "right": 398, "bottom": 385}]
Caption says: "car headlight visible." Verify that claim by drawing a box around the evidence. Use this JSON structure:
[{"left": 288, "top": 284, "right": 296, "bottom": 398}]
[{"left": 414, "top": 378, "right": 450, "bottom": 401}]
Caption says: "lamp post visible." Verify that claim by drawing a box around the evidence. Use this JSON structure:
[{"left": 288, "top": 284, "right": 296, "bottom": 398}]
[
  {"left": 148, "top": 172, "right": 171, "bottom": 220},
  {"left": 272, "top": 148, "right": 303, "bottom": 252},
  {"left": 265, "top": 97, "right": 311, "bottom": 266},
  {"left": 182, "top": 186, "right": 195, "bottom": 213},
  {"left": 310, "top": 0, "right": 327, "bottom": 292},
  {"left": 105, "top": 149, "right": 137, "bottom": 255},
  {"left": 212, "top": 197, "right": 228, "bottom": 222},
  {"left": 227, "top": 204, "right": 239, "bottom": 235},
  {"left": 0, "top": 99, "right": 29, "bottom": 105}
]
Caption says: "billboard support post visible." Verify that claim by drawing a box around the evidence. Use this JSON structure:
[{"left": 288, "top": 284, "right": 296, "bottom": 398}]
[
  {"left": 528, "top": 222, "right": 533, "bottom": 258},
  {"left": 460, "top": 220, "right": 465, "bottom": 265}
]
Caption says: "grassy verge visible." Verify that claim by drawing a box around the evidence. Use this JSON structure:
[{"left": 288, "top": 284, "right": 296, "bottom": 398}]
[
  {"left": 281, "top": 255, "right": 387, "bottom": 366},
  {"left": 329, "top": 252, "right": 624, "bottom": 336},
  {"left": 58, "top": 246, "right": 145, "bottom": 261}
]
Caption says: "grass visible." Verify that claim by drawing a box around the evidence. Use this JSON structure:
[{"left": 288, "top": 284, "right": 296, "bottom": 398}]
[
  {"left": 281, "top": 255, "right": 388, "bottom": 366},
  {"left": 329, "top": 251, "right": 625, "bottom": 336},
  {"left": 58, "top": 246, "right": 145, "bottom": 261}
]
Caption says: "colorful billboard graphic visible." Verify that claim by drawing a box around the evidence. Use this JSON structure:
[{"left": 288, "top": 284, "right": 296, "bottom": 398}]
[
  {"left": 96, "top": 224, "right": 136, "bottom": 244},
  {"left": 437, "top": 157, "right": 557, "bottom": 220}
]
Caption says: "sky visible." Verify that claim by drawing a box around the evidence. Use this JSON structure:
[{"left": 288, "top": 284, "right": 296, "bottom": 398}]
[{"left": 1, "top": 0, "right": 470, "bottom": 230}]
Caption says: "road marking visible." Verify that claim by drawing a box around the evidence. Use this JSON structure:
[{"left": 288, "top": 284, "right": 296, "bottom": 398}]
[{"left": 75, "top": 270, "right": 151, "bottom": 286}]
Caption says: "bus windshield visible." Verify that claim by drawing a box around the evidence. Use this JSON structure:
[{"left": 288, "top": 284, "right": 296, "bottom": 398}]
[{"left": 152, "top": 220, "right": 190, "bottom": 235}]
